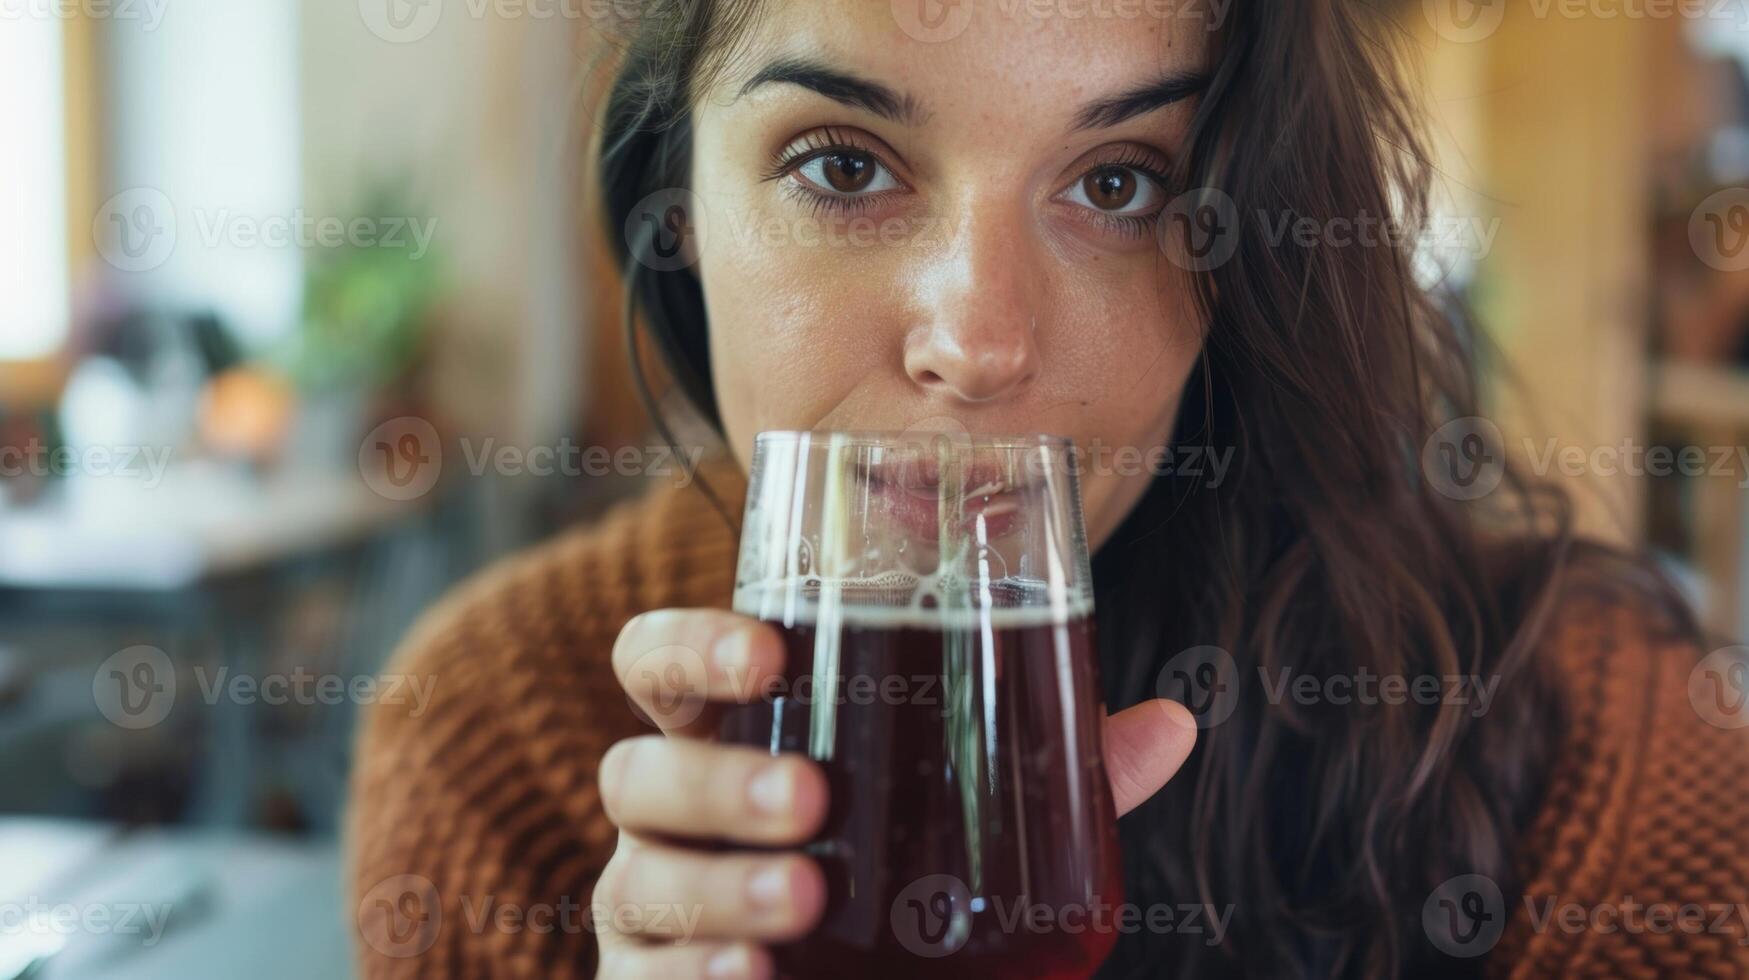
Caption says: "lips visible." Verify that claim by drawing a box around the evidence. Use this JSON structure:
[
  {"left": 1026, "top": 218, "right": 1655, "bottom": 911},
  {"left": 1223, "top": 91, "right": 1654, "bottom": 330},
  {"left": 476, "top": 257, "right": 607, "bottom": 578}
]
[{"left": 857, "top": 456, "right": 1024, "bottom": 540}]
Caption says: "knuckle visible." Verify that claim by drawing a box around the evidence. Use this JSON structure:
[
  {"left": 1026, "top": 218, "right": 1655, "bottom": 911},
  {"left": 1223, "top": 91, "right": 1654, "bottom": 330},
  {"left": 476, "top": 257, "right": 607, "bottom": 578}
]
[{"left": 596, "top": 841, "right": 637, "bottom": 912}]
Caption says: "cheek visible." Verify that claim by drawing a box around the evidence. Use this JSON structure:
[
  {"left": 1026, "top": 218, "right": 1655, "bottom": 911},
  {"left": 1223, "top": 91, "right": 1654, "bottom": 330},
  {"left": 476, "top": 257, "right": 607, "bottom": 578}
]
[
  {"left": 1049, "top": 274, "right": 1203, "bottom": 547},
  {"left": 699, "top": 196, "right": 911, "bottom": 454}
]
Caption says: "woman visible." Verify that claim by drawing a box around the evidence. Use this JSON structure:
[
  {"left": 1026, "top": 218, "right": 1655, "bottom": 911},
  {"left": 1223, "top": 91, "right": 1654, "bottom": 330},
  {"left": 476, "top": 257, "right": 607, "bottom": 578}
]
[{"left": 349, "top": 1, "right": 1749, "bottom": 977}]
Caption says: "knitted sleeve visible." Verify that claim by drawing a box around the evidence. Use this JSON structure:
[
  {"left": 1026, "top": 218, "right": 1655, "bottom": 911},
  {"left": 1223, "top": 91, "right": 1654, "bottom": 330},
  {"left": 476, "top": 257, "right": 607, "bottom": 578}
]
[
  {"left": 1494, "top": 602, "right": 1749, "bottom": 977},
  {"left": 345, "top": 482, "right": 739, "bottom": 979}
]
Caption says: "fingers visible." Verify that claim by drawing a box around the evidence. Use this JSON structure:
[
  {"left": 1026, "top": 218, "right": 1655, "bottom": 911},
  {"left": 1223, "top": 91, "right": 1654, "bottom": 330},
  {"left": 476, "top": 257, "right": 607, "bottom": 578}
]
[
  {"left": 596, "top": 840, "right": 826, "bottom": 943},
  {"left": 600, "top": 736, "right": 828, "bottom": 846},
  {"left": 613, "top": 610, "right": 785, "bottom": 734},
  {"left": 596, "top": 941, "right": 772, "bottom": 980},
  {"left": 1103, "top": 698, "right": 1198, "bottom": 816}
]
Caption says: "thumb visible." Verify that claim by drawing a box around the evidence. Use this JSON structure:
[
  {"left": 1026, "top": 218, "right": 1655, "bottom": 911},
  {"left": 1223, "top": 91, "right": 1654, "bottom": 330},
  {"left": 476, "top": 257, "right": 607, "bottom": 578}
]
[{"left": 1102, "top": 699, "right": 1198, "bottom": 817}]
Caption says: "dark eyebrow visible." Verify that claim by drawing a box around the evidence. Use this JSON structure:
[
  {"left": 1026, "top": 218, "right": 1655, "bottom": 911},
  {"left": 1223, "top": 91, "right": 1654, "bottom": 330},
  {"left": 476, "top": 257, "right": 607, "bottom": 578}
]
[
  {"left": 1072, "top": 71, "right": 1211, "bottom": 130},
  {"left": 738, "top": 57, "right": 927, "bottom": 127}
]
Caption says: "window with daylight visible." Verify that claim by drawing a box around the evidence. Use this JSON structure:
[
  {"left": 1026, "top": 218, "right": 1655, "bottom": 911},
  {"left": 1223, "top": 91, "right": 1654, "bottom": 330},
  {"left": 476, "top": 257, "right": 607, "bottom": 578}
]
[{"left": 0, "top": 14, "right": 71, "bottom": 361}]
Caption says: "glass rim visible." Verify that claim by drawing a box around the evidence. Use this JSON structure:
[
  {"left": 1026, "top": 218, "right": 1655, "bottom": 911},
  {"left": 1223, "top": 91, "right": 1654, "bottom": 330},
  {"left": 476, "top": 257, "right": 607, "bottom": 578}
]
[{"left": 753, "top": 430, "right": 1075, "bottom": 450}]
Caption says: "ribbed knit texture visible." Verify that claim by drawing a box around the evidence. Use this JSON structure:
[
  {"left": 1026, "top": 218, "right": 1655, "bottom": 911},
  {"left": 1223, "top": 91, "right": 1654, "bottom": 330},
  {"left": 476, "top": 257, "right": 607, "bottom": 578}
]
[{"left": 347, "top": 462, "right": 1749, "bottom": 978}]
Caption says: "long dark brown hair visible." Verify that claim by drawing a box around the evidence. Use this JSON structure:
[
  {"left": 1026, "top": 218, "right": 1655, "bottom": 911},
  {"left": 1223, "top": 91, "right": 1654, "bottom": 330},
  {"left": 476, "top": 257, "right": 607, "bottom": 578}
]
[{"left": 590, "top": 2, "right": 1695, "bottom": 976}]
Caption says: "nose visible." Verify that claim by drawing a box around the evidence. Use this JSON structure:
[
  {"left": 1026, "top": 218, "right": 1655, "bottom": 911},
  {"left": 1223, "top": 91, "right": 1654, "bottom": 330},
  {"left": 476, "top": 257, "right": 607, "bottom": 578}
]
[{"left": 903, "top": 204, "right": 1042, "bottom": 404}]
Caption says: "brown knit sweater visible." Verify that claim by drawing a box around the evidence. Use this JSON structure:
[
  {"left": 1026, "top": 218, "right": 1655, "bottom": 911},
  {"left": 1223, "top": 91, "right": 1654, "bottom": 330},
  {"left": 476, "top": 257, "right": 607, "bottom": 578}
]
[{"left": 347, "top": 463, "right": 1749, "bottom": 978}]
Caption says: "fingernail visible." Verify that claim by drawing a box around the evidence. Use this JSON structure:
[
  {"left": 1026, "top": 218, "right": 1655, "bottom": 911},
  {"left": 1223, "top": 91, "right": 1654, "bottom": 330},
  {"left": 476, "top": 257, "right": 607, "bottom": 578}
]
[
  {"left": 707, "top": 946, "right": 753, "bottom": 980},
  {"left": 747, "top": 864, "right": 789, "bottom": 911},
  {"left": 748, "top": 763, "right": 794, "bottom": 816}
]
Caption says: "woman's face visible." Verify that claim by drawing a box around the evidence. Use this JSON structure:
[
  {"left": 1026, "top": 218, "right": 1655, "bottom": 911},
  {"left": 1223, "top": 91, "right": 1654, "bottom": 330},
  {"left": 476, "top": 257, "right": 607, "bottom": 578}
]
[{"left": 689, "top": 0, "right": 1211, "bottom": 548}]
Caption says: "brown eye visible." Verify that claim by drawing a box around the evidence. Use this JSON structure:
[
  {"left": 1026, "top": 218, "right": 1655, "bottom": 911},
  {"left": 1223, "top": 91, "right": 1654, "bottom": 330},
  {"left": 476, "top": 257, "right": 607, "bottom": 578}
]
[
  {"left": 788, "top": 143, "right": 902, "bottom": 200},
  {"left": 819, "top": 151, "right": 875, "bottom": 193},
  {"left": 1082, "top": 166, "right": 1137, "bottom": 211}
]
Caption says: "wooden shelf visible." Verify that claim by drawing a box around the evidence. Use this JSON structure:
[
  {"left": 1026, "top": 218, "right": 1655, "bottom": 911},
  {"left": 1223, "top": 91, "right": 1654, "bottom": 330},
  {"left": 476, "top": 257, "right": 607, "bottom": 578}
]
[
  {"left": 1650, "top": 361, "right": 1749, "bottom": 431},
  {"left": 1647, "top": 360, "right": 1749, "bottom": 639}
]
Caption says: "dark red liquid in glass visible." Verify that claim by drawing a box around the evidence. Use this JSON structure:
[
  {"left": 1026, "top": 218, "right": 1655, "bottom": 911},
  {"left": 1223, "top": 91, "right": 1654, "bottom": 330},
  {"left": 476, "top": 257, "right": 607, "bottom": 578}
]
[{"left": 717, "top": 614, "right": 1123, "bottom": 980}]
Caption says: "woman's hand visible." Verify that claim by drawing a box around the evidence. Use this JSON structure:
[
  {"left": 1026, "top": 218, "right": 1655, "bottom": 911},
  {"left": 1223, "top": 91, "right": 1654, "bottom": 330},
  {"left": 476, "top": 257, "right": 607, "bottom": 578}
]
[{"left": 593, "top": 609, "right": 1199, "bottom": 980}]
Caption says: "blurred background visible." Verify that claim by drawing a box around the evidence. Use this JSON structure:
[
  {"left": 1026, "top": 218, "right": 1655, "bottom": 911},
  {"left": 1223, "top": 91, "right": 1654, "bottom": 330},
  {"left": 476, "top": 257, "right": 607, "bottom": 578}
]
[{"left": 2, "top": 1, "right": 1748, "bottom": 976}]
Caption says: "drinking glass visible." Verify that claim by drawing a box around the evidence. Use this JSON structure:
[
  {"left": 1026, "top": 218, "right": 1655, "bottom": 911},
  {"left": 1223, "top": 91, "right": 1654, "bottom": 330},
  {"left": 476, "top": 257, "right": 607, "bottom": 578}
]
[{"left": 718, "top": 431, "right": 1122, "bottom": 979}]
